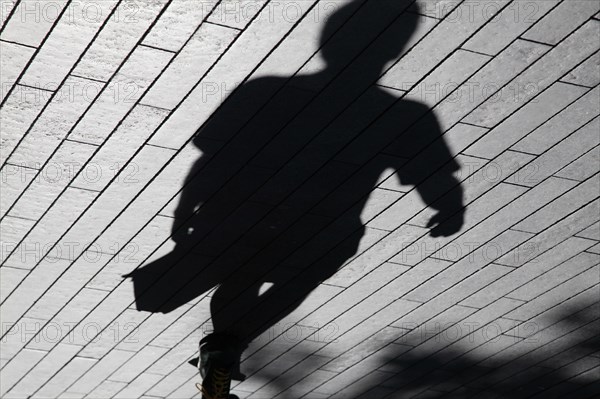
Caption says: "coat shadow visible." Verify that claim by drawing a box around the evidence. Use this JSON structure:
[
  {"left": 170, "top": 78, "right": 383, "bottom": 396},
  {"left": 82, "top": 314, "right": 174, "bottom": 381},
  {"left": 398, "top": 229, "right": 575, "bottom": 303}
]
[{"left": 125, "top": 0, "right": 466, "bottom": 386}]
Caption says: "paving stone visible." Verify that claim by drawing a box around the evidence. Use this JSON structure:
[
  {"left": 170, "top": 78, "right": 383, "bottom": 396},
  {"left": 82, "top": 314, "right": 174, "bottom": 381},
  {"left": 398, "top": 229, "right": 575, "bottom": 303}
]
[
  {"left": 7, "top": 141, "right": 98, "bottom": 221},
  {"left": 461, "top": 236, "right": 596, "bottom": 308},
  {"left": 577, "top": 221, "right": 600, "bottom": 241},
  {"left": 55, "top": 391, "right": 86, "bottom": 399},
  {"left": 0, "top": 0, "right": 68, "bottom": 47},
  {"left": 587, "top": 242, "right": 600, "bottom": 254},
  {"left": 381, "top": 0, "right": 510, "bottom": 88},
  {"left": 75, "top": 309, "right": 148, "bottom": 359},
  {"left": 73, "top": 0, "right": 170, "bottom": 81},
  {"left": 405, "top": 252, "right": 518, "bottom": 305},
  {"left": 91, "top": 145, "right": 194, "bottom": 250},
  {"left": 321, "top": 326, "right": 403, "bottom": 373},
  {"left": 555, "top": 146, "right": 600, "bottom": 182},
  {"left": 67, "top": 349, "right": 135, "bottom": 394},
  {"left": 24, "top": 252, "right": 113, "bottom": 321},
  {"left": 314, "top": 356, "right": 395, "bottom": 397},
  {"left": 149, "top": 298, "right": 212, "bottom": 349},
  {"left": 6, "top": 343, "right": 81, "bottom": 398},
  {"left": 68, "top": 45, "right": 173, "bottom": 145},
  {"left": 384, "top": 48, "right": 490, "bottom": 113},
  {"left": 393, "top": 305, "right": 478, "bottom": 349},
  {"left": 278, "top": 368, "right": 337, "bottom": 398},
  {"left": 7, "top": 76, "right": 105, "bottom": 166},
  {"left": 504, "top": 265, "right": 599, "bottom": 321},
  {"left": 144, "top": 0, "right": 219, "bottom": 51},
  {"left": 68, "top": 47, "right": 172, "bottom": 144},
  {"left": 69, "top": 105, "right": 170, "bottom": 191},
  {"left": 512, "top": 175, "right": 599, "bottom": 234},
  {"left": 464, "top": 81, "right": 588, "bottom": 159},
  {"left": 463, "top": 20, "right": 600, "bottom": 128},
  {"left": 434, "top": 177, "right": 577, "bottom": 260},
  {"left": 35, "top": 356, "right": 96, "bottom": 399},
  {"left": 5, "top": 187, "right": 98, "bottom": 269},
  {"left": 0, "top": 85, "right": 49, "bottom": 164},
  {"left": 512, "top": 87, "right": 599, "bottom": 155},
  {"left": 0, "top": 348, "right": 47, "bottom": 398},
  {"left": 398, "top": 182, "right": 528, "bottom": 267},
  {"left": 308, "top": 284, "right": 416, "bottom": 365},
  {"left": 63, "top": 284, "right": 138, "bottom": 350},
  {"left": 507, "top": 252, "right": 599, "bottom": 301},
  {"left": 0, "top": 258, "right": 70, "bottom": 329},
  {"left": 0, "top": 265, "right": 28, "bottom": 303},
  {"left": 501, "top": 198, "right": 599, "bottom": 267},
  {"left": 0, "top": 315, "right": 46, "bottom": 362},
  {"left": 299, "top": 263, "right": 409, "bottom": 327},
  {"left": 20, "top": 0, "right": 119, "bottom": 88},
  {"left": 383, "top": 297, "right": 523, "bottom": 387},
  {"left": 84, "top": 380, "right": 127, "bottom": 399},
  {"left": 0, "top": 164, "right": 35, "bottom": 217},
  {"left": 146, "top": 333, "right": 201, "bottom": 376},
  {"left": 479, "top": 294, "right": 598, "bottom": 378},
  {"left": 509, "top": 117, "right": 600, "bottom": 187},
  {"left": 144, "top": 361, "right": 197, "bottom": 398},
  {"left": 141, "top": 22, "right": 239, "bottom": 110},
  {"left": 86, "top": 216, "right": 173, "bottom": 293},
  {"left": 55, "top": 145, "right": 175, "bottom": 260},
  {"left": 0, "top": 216, "right": 36, "bottom": 264},
  {"left": 434, "top": 39, "right": 550, "bottom": 132},
  {"left": 462, "top": 0, "right": 559, "bottom": 55},
  {"left": 327, "top": 225, "right": 426, "bottom": 286},
  {"left": 107, "top": 344, "right": 169, "bottom": 383},
  {"left": 409, "top": 150, "right": 534, "bottom": 229},
  {"left": 535, "top": 360, "right": 600, "bottom": 398},
  {"left": 0, "top": 41, "right": 36, "bottom": 103},
  {"left": 393, "top": 264, "right": 517, "bottom": 333},
  {"left": 239, "top": 344, "right": 330, "bottom": 397},
  {"left": 25, "top": 287, "right": 108, "bottom": 352},
  {"left": 522, "top": 0, "right": 600, "bottom": 45},
  {"left": 562, "top": 51, "right": 600, "bottom": 87},
  {"left": 455, "top": 330, "right": 518, "bottom": 365}
]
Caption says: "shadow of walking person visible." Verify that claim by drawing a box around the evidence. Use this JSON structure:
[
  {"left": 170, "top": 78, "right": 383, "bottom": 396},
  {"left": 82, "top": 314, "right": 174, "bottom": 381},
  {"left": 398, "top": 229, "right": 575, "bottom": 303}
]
[{"left": 126, "top": 0, "right": 465, "bottom": 394}]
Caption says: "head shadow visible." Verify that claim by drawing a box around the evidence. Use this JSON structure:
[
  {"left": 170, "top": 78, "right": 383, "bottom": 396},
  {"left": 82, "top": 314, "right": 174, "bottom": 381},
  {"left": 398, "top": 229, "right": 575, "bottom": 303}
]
[{"left": 126, "top": 0, "right": 466, "bottom": 386}]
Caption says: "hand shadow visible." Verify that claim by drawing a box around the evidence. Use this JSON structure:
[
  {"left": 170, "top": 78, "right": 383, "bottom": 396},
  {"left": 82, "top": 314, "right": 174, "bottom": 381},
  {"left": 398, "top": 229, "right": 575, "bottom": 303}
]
[{"left": 125, "top": 0, "right": 466, "bottom": 385}]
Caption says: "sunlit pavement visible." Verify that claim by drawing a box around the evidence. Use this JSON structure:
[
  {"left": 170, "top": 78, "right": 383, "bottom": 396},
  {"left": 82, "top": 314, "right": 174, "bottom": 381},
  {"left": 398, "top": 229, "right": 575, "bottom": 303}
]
[{"left": 1, "top": 1, "right": 599, "bottom": 398}]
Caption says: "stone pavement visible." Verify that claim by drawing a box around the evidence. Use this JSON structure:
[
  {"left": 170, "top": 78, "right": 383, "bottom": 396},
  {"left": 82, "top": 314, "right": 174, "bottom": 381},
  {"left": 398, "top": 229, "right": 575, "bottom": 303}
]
[{"left": 0, "top": 0, "right": 599, "bottom": 398}]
